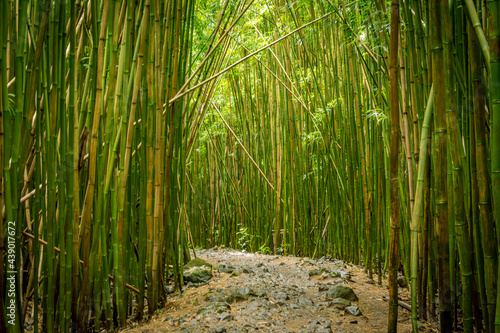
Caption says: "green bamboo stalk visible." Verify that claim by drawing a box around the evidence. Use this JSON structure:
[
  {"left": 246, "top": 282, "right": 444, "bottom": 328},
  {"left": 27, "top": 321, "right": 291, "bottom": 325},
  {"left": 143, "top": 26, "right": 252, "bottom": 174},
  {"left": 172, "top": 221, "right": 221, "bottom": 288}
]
[{"left": 410, "top": 84, "right": 434, "bottom": 332}]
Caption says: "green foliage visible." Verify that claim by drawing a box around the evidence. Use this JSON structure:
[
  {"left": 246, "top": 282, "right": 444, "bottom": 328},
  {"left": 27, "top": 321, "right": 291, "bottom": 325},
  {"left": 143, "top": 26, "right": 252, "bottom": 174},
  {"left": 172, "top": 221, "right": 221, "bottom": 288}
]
[
  {"left": 236, "top": 227, "right": 254, "bottom": 252},
  {"left": 257, "top": 244, "right": 271, "bottom": 255}
]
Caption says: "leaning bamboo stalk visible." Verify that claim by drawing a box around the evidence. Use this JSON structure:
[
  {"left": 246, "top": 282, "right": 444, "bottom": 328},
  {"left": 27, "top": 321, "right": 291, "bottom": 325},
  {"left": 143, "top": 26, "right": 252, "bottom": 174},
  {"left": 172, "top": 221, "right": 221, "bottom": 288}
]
[
  {"left": 168, "top": 12, "right": 332, "bottom": 104},
  {"left": 410, "top": 84, "right": 434, "bottom": 332}
]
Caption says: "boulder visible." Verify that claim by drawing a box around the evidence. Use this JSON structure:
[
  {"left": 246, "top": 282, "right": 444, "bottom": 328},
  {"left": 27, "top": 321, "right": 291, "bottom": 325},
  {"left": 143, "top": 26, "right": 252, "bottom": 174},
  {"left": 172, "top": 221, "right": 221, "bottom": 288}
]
[
  {"left": 326, "top": 285, "right": 358, "bottom": 302},
  {"left": 309, "top": 268, "right": 323, "bottom": 277},
  {"left": 183, "top": 258, "right": 213, "bottom": 283}
]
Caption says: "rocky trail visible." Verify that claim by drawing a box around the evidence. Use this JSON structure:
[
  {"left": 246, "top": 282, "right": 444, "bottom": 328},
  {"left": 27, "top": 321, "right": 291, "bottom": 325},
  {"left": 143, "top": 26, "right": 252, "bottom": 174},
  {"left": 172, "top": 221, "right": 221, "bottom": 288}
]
[{"left": 125, "top": 249, "right": 436, "bottom": 333}]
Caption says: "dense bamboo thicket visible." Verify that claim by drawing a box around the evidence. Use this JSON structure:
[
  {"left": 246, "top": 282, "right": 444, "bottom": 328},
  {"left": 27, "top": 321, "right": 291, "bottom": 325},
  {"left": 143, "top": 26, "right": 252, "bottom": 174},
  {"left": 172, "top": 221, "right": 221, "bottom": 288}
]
[{"left": 0, "top": 0, "right": 499, "bottom": 332}]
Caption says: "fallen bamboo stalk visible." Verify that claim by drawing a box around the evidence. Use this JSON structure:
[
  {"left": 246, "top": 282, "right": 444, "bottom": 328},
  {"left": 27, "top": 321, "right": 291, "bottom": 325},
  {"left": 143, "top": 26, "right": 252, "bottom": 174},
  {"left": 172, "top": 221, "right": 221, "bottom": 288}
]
[{"left": 382, "top": 296, "right": 411, "bottom": 312}]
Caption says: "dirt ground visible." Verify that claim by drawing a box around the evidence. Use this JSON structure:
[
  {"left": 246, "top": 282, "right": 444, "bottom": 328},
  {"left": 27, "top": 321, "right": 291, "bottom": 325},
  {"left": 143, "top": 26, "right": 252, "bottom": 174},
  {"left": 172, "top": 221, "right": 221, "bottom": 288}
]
[{"left": 123, "top": 248, "right": 439, "bottom": 333}]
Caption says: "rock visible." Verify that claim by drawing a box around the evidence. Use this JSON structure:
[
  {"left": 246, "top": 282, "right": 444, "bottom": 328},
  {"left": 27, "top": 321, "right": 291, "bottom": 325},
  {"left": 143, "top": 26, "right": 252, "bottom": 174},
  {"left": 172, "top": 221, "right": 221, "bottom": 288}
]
[
  {"left": 317, "top": 301, "right": 330, "bottom": 308},
  {"left": 298, "top": 297, "right": 313, "bottom": 307},
  {"left": 217, "top": 263, "right": 235, "bottom": 274},
  {"left": 212, "top": 326, "right": 226, "bottom": 333},
  {"left": 365, "top": 279, "right": 375, "bottom": 284},
  {"left": 321, "top": 319, "right": 332, "bottom": 327},
  {"left": 326, "top": 285, "right": 358, "bottom": 302},
  {"left": 346, "top": 305, "right": 361, "bottom": 316},
  {"left": 334, "top": 278, "right": 344, "bottom": 284},
  {"left": 330, "top": 270, "right": 340, "bottom": 278},
  {"left": 184, "top": 266, "right": 213, "bottom": 284},
  {"left": 242, "top": 267, "right": 254, "bottom": 274},
  {"left": 219, "top": 313, "right": 234, "bottom": 321},
  {"left": 198, "top": 302, "right": 230, "bottom": 314},
  {"left": 226, "top": 287, "right": 256, "bottom": 303},
  {"left": 318, "top": 284, "right": 329, "bottom": 292},
  {"left": 183, "top": 258, "right": 213, "bottom": 283},
  {"left": 247, "top": 302, "right": 260, "bottom": 311},
  {"left": 309, "top": 268, "right": 323, "bottom": 277},
  {"left": 398, "top": 276, "right": 408, "bottom": 288},
  {"left": 184, "top": 258, "right": 213, "bottom": 269},
  {"left": 339, "top": 270, "right": 351, "bottom": 280},
  {"left": 329, "top": 298, "right": 351, "bottom": 310},
  {"left": 205, "top": 293, "right": 225, "bottom": 302},
  {"left": 317, "top": 328, "right": 332, "bottom": 333},
  {"left": 165, "top": 285, "right": 175, "bottom": 294},
  {"left": 273, "top": 291, "right": 289, "bottom": 300}
]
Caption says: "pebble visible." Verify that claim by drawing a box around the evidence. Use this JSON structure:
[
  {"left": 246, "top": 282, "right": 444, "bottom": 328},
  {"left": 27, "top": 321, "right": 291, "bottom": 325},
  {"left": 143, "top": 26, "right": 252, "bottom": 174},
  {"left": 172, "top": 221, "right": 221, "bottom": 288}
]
[{"left": 213, "top": 325, "right": 226, "bottom": 333}]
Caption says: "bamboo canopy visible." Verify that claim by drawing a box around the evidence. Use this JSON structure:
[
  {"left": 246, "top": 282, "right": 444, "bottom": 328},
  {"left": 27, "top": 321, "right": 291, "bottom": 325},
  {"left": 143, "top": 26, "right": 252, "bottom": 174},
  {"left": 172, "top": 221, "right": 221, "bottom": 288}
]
[{"left": 0, "top": 0, "right": 499, "bottom": 332}]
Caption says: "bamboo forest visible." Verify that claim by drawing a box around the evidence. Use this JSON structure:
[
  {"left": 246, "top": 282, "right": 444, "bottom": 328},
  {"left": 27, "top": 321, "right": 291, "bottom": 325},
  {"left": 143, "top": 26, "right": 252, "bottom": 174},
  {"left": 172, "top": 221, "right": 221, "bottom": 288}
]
[{"left": 1, "top": 0, "right": 500, "bottom": 332}]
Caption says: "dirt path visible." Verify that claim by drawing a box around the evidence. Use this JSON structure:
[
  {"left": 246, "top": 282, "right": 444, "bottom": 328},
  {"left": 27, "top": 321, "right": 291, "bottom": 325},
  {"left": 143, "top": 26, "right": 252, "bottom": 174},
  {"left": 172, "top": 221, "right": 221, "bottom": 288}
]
[{"left": 125, "top": 249, "right": 433, "bottom": 333}]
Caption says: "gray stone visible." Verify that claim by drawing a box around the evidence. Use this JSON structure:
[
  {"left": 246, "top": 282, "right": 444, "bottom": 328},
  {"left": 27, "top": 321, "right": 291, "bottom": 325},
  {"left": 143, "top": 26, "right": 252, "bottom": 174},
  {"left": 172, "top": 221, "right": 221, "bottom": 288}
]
[
  {"left": 329, "top": 298, "right": 351, "bottom": 310},
  {"left": 298, "top": 297, "right": 313, "bottom": 307},
  {"left": 326, "top": 285, "right": 358, "bottom": 302},
  {"left": 205, "top": 293, "right": 225, "bottom": 302},
  {"left": 330, "top": 270, "right": 340, "bottom": 278},
  {"left": 318, "top": 284, "right": 329, "bottom": 292},
  {"left": 273, "top": 291, "right": 289, "bottom": 300},
  {"left": 213, "top": 326, "right": 227, "bottom": 333},
  {"left": 339, "top": 270, "right": 351, "bottom": 280},
  {"left": 197, "top": 302, "right": 230, "bottom": 314},
  {"left": 346, "top": 305, "right": 361, "bottom": 316},
  {"left": 226, "top": 287, "right": 256, "bottom": 303},
  {"left": 309, "top": 268, "right": 323, "bottom": 277},
  {"left": 398, "top": 276, "right": 408, "bottom": 288},
  {"left": 218, "top": 264, "right": 235, "bottom": 274},
  {"left": 219, "top": 313, "right": 234, "bottom": 321},
  {"left": 317, "top": 328, "right": 333, "bottom": 333}
]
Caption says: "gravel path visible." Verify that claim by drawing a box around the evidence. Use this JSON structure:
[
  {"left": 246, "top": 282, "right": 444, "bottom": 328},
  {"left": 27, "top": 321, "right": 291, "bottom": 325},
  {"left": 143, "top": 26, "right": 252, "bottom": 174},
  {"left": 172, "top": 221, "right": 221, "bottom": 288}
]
[{"left": 124, "top": 249, "right": 426, "bottom": 333}]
